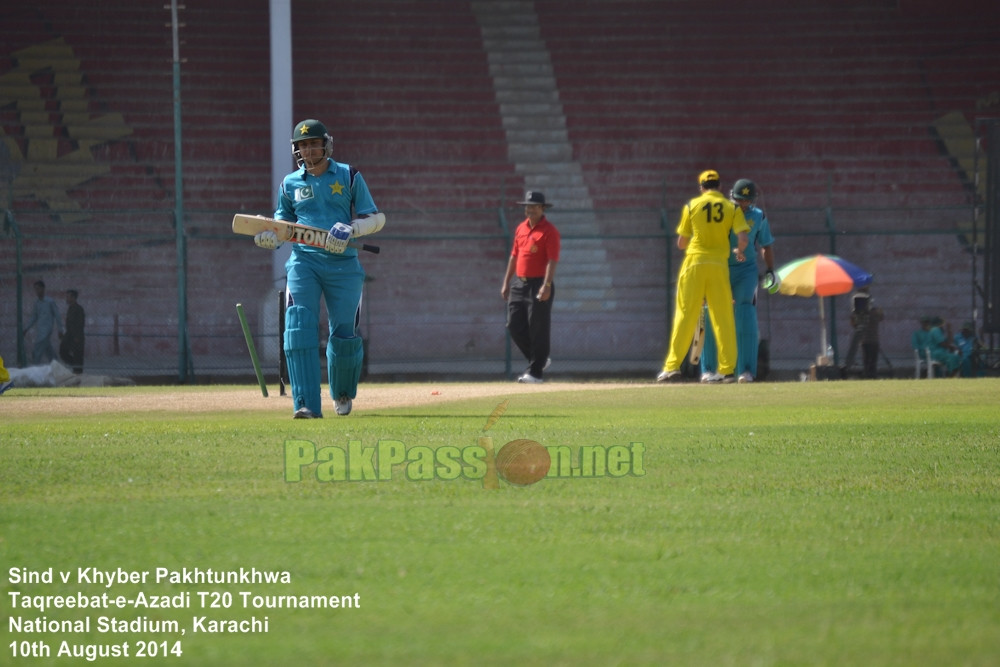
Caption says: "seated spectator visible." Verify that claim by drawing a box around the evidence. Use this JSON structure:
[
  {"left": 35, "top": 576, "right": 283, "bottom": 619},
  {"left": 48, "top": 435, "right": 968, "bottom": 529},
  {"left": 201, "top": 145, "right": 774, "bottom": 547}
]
[
  {"left": 953, "top": 321, "right": 983, "bottom": 377},
  {"left": 911, "top": 316, "right": 933, "bottom": 352},
  {"left": 928, "top": 316, "right": 961, "bottom": 377}
]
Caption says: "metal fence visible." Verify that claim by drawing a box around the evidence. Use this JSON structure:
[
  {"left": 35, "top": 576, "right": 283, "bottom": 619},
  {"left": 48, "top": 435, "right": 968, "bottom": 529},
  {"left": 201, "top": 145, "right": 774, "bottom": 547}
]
[{"left": 2, "top": 202, "right": 990, "bottom": 383}]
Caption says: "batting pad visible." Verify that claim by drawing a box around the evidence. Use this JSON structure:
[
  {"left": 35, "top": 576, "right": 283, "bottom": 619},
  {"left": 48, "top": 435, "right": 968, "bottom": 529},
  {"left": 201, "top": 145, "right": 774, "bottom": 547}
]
[
  {"left": 699, "top": 326, "right": 717, "bottom": 375},
  {"left": 284, "top": 305, "right": 323, "bottom": 416},
  {"left": 328, "top": 336, "right": 364, "bottom": 400},
  {"left": 735, "top": 303, "right": 759, "bottom": 376}
]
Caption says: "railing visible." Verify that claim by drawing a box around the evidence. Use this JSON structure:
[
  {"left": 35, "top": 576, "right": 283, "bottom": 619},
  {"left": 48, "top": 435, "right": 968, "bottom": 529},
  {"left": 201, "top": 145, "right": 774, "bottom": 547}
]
[{"left": 1, "top": 204, "right": 991, "bottom": 382}]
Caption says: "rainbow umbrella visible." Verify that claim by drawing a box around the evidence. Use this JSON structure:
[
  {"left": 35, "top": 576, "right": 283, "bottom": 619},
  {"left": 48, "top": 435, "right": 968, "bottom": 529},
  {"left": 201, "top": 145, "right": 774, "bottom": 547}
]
[
  {"left": 777, "top": 254, "right": 872, "bottom": 297},
  {"left": 776, "top": 254, "right": 873, "bottom": 354}
]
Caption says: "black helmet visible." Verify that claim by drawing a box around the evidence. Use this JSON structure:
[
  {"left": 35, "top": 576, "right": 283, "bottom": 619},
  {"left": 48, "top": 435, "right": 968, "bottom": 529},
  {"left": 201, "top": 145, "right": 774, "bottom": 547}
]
[{"left": 730, "top": 178, "right": 757, "bottom": 203}]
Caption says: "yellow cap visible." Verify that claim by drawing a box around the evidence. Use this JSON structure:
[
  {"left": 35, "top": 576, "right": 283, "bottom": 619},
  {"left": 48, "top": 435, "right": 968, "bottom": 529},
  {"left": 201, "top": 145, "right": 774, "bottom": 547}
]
[{"left": 698, "top": 170, "right": 720, "bottom": 185}]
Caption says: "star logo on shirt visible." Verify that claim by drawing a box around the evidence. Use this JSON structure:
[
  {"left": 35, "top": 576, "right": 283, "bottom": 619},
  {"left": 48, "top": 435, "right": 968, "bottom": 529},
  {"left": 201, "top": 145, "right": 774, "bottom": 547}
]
[{"left": 330, "top": 181, "right": 345, "bottom": 196}]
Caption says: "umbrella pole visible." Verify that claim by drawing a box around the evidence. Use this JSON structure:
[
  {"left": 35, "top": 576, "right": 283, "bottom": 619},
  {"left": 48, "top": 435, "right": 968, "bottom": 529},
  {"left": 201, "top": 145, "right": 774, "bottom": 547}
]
[{"left": 819, "top": 296, "right": 827, "bottom": 355}]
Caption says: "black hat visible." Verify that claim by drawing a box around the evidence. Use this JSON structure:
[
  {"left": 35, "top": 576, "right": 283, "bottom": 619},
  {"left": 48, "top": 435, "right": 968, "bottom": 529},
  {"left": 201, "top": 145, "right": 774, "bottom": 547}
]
[{"left": 517, "top": 191, "right": 553, "bottom": 208}]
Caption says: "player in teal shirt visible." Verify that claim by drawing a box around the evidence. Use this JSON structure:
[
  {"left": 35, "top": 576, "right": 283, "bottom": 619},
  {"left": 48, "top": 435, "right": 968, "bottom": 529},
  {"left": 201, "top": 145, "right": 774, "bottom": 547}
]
[
  {"left": 700, "top": 179, "right": 777, "bottom": 383},
  {"left": 254, "top": 119, "right": 385, "bottom": 418}
]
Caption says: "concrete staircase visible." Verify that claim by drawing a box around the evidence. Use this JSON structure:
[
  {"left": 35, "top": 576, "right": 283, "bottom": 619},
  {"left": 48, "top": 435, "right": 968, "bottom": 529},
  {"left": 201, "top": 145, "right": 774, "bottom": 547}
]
[{"left": 471, "top": 0, "right": 615, "bottom": 312}]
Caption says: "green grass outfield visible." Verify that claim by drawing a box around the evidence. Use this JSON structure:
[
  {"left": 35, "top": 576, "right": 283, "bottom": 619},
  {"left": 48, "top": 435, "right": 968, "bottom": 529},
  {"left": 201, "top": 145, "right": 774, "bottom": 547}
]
[{"left": 2, "top": 379, "right": 998, "bottom": 666}]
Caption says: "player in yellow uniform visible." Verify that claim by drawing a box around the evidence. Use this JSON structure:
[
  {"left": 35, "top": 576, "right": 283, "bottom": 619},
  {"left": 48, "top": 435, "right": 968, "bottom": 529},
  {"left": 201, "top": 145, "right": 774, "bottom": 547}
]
[
  {"left": 658, "top": 170, "right": 749, "bottom": 383},
  {"left": 0, "top": 354, "right": 12, "bottom": 395}
]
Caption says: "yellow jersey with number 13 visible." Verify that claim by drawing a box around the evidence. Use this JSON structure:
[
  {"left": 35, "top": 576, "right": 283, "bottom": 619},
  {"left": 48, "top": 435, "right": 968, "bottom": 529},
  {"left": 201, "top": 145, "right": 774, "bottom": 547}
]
[{"left": 676, "top": 190, "right": 749, "bottom": 261}]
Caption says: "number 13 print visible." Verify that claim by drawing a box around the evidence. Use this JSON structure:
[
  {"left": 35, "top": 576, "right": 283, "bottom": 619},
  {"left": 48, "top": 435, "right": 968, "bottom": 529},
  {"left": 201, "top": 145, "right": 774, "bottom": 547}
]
[{"left": 701, "top": 202, "right": 725, "bottom": 222}]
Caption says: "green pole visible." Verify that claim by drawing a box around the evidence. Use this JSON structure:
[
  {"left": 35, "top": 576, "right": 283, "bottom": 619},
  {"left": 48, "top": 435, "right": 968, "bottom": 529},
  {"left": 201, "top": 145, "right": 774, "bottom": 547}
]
[
  {"left": 499, "top": 180, "right": 513, "bottom": 378},
  {"left": 660, "top": 180, "right": 673, "bottom": 349},
  {"left": 170, "top": 0, "right": 189, "bottom": 382},
  {"left": 2, "top": 140, "right": 26, "bottom": 366},
  {"left": 662, "top": 208, "right": 673, "bottom": 345},
  {"left": 236, "top": 304, "right": 269, "bottom": 397},
  {"left": 825, "top": 175, "right": 839, "bottom": 364},
  {"left": 3, "top": 210, "right": 25, "bottom": 366}
]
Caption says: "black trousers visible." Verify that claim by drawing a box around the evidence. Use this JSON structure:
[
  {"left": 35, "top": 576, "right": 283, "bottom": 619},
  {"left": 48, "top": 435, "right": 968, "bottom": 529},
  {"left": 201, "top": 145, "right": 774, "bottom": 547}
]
[
  {"left": 506, "top": 276, "right": 553, "bottom": 378},
  {"left": 60, "top": 336, "right": 85, "bottom": 374}
]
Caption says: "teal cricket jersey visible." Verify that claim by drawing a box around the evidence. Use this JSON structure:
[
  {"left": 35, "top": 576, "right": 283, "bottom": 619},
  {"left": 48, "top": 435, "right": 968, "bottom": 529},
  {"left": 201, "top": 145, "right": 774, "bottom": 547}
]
[{"left": 274, "top": 158, "right": 378, "bottom": 259}]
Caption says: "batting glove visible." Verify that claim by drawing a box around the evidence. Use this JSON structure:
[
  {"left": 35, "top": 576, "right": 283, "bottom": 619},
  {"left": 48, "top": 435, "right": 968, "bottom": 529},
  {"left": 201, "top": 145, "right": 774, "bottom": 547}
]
[
  {"left": 254, "top": 230, "right": 282, "bottom": 250},
  {"left": 325, "top": 222, "right": 353, "bottom": 254},
  {"left": 762, "top": 270, "right": 780, "bottom": 294}
]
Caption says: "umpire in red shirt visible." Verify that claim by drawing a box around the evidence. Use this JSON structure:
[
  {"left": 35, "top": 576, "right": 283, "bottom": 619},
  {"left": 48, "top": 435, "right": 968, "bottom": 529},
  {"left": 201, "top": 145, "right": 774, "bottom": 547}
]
[{"left": 501, "top": 191, "right": 561, "bottom": 383}]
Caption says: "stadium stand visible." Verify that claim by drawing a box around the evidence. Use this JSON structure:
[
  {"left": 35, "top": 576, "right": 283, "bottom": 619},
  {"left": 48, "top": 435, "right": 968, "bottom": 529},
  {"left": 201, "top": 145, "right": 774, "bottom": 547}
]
[
  {"left": 534, "top": 0, "right": 996, "bottom": 212},
  {"left": 2, "top": 0, "right": 998, "bottom": 377}
]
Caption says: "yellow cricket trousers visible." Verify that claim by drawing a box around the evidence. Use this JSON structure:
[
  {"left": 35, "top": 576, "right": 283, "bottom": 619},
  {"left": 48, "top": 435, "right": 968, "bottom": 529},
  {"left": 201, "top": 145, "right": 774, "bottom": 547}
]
[{"left": 663, "top": 255, "right": 739, "bottom": 375}]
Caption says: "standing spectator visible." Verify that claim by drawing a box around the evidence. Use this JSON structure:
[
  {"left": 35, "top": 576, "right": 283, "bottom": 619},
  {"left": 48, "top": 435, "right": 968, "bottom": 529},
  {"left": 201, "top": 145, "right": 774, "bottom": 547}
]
[
  {"left": 842, "top": 288, "right": 866, "bottom": 372},
  {"left": 501, "top": 191, "right": 560, "bottom": 383},
  {"left": 254, "top": 118, "right": 385, "bottom": 418},
  {"left": 23, "top": 280, "right": 62, "bottom": 364},
  {"left": 658, "top": 170, "right": 749, "bottom": 383},
  {"left": 698, "top": 178, "right": 778, "bottom": 383},
  {"left": 60, "top": 289, "right": 86, "bottom": 374},
  {"left": 843, "top": 287, "right": 884, "bottom": 379}
]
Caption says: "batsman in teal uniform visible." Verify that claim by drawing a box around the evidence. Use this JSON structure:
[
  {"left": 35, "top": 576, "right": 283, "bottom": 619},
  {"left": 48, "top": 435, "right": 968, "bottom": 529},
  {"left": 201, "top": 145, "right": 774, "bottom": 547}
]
[
  {"left": 699, "top": 179, "right": 777, "bottom": 383},
  {"left": 254, "top": 119, "right": 385, "bottom": 418}
]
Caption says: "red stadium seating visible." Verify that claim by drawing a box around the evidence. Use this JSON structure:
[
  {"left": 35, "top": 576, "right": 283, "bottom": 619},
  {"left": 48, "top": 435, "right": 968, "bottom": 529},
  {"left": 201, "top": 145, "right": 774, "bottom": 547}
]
[
  {"left": 534, "top": 0, "right": 997, "bottom": 212},
  {"left": 2, "top": 0, "right": 998, "bottom": 372}
]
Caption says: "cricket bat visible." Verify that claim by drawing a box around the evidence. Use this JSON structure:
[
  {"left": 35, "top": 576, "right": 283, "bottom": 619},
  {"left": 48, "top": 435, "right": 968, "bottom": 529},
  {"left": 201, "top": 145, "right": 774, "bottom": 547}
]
[
  {"left": 689, "top": 304, "right": 706, "bottom": 365},
  {"left": 232, "top": 214, "right": 380, "bottom": 254}
]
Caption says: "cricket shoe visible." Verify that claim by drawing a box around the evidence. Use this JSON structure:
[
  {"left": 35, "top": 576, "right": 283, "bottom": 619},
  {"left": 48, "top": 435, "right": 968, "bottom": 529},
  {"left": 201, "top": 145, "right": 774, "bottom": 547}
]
[
  {"left": 335, "top": 395, "right": 353, "bottom": 416},
  {"left": 656, "top": 370, "right": 682, "bottom": 383},
  {"left": 700, "top": 372, "right": 722, "bottom": 384},
  {"left": 704, "top": 373, "right": 736, "bottom": 384},
  {"left": 0, "top": 381, "right": 13, "bottom": 396},
  {"left": 517, "top": 373, "right": 543, "bottom": 384},
  {"left": 294, "top": 407, "right": 321, "bottom": 419},
  {"left": 738, "top": 373, "right": 754, "bottom": 384}
]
